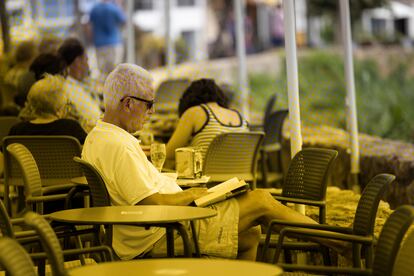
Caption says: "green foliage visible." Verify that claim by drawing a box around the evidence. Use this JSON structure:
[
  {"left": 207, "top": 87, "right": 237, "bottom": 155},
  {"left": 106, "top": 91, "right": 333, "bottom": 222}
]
[{"left": 249, "top": 51, "right": 414, "bottom": 143}]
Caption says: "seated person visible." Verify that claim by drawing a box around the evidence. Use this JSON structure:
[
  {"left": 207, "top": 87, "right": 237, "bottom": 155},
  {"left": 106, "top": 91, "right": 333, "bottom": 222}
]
[
  {"left": 15, "top": 53, "right": 68, "bottom": 107},
  {"left": 166, "top": 79, "right": 248, "bottom": 163},
  {"left": 3, "top": 40, "right": 38, "bottom": 108},
  {"left": 9, "top": 74, "right": 87, "bottom": 144},
  {"left": 82, "top": 64, "right": 346, "bottom": 260},
  {"left": 58, "top": 38, "right": 102, "bottom": 132}
]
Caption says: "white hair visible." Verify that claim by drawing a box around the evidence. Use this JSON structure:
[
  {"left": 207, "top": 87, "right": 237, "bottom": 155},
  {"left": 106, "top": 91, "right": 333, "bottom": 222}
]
[
  {"left": 103, "top": 63, "right": 154, "bottom": 111},
  {"left": 23, "top": 74, "right": 66, "bottom": 118}
]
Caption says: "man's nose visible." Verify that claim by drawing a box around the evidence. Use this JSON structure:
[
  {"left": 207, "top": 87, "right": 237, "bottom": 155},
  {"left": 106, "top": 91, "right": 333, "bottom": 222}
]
[{"left": 148, "top": 104, "right": 155, "bottom": 114}]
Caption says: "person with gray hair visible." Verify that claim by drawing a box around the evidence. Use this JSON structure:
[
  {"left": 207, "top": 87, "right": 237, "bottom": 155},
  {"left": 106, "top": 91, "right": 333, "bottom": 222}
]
[
  {"left": 9, "top": 74, "right": 87, "bottom": 144},
  {"left": 82, "top": 63, "right": 348, "bottom": 261}
]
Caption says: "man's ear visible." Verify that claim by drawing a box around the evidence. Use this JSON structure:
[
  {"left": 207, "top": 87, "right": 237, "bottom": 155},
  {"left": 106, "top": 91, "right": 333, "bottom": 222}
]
[{"left": 122, "top": 97, "right": 133, "bottom": 112}]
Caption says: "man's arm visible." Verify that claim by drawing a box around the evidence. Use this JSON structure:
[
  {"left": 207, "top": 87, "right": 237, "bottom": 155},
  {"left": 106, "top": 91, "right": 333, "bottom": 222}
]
[{"left": 138, "top": 188, "right": 208, "bottom": 206}]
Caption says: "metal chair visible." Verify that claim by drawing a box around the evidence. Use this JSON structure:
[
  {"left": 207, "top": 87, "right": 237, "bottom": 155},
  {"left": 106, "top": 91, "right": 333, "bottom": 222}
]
[
  {"left": 278, "top": 205, "right": 414, "bottom": 276},
  {"left": 203, "top": 132, "right": 264, "bottom": 189},
  {"left": 155, "top": 78, "right": 190, "bottom": 113},
  {"left": 6, "top": 143, "right": 81, "bottom": 215},
  {"left": 264, "top": 94, "right": 277, "bottom": 127},
  {"left": 0, "top": 237, "right": 37, "bottom": 276},
  {"left": 24, "top": 212, "right": 113, "bottom": 276},
  {"left": 262, "top": 174, "right": 395, "bottom": 269},
  {"left": 273, "top": 147, "right": 338, "bottom": 224},
  {"left": 73, "top": 157, "right": 198, "bottom": 258},
  {"left": 260, "top": 109, "right": 288, "bottom": 187},
  {"left": 392, "top": 226, "right": 414, "bottom": 276},
  {"left": 2, "top": 136, "right": 83, "bottom": 214}
]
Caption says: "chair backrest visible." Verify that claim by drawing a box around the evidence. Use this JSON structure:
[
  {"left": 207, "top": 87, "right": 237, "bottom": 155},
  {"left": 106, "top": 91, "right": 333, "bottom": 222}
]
[
  {"left": 0, "top": 199, "right": 14, "bottom": 238},
  {"left": 0, "top": 116, "right": 20, "bottom": 146},
  {"left": 262, "top": 110, "right": 289, "bottom": 177},
  {"left": 263, "top": 109, "right": 288, "bottom": 147},
  {"left": 263, "top": 95, "right": 277, "bottom": 126},
  {"left": 72, "top": 157, "right": 114, "bottom": 248},
  {"left": 0, "top": 237, "right": 37, "bottom": 276},
  {"left": 282, "top": 148, "right": 338, "bottom": 201},
  {"left": 372, "top": 205, "right": 414, "bottom": 276},
  {"left": 3, "top": 135, "right": 82, "bottom": 184},
  {"left": 73, "top": 157, "right": 111, "bottom": 207},
  {"left": 203, "top": 132, "right": 264, "bottom": 189},
  {"left": 24, "top": 211, "right": 69, "bottom": 276},
  {"left": 6, "top": 143, "right": 43, "bottom": 198},
  {"left": 352, "top": 174, "right": 395, "bottom": 236},
  {"left": 155, "top": 78, "right": 190, "bottom": 111},
  {"left": 392, "top": 226, "right": 414, "bottom": 276}
]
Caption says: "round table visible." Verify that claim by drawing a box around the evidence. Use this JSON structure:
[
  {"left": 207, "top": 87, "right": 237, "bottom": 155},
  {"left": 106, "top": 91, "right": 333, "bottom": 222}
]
[
  {"left": 50, "top": 206, "right": 217, "bottom": 257},
  {"left": 69, "top": 259, "right": 283, "bottom": 276}
]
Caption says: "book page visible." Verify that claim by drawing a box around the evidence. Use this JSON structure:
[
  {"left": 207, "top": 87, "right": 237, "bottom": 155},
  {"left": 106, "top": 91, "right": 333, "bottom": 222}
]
[
  {"left": 194, "top": 178, "right": 248, "bottom": 207},
  {"left": 207, "top": 177, "right": 240, "bottom": 193}
]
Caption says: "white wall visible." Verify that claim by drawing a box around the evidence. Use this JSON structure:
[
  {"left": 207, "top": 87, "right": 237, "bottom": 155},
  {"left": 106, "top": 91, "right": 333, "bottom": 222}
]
[{"left": 133, "top": 0, "right": 208, "bottom": 61}]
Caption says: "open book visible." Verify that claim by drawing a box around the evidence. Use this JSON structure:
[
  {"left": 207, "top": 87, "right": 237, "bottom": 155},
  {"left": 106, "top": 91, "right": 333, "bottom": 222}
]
[{"left": 194, "top": 177, "right": 250, "bottom": 207}]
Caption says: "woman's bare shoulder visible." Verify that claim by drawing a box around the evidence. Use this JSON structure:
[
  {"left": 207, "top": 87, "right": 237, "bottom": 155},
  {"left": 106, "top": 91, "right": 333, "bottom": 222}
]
[{"left": 182, "top": 105, "right": 205, "bottom": 118}]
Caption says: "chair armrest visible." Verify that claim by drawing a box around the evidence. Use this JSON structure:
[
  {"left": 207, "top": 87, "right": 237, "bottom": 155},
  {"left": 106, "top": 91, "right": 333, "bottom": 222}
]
[
  {"left": 26, "top": 194, "right": 69, "bottom": 202},
  {"left": 268, "top": 219, "right": 353, "bottom": 234},
  {"left": 30, "top": 245, "right": 114, "bottom": 262},
  {"left": 261, "top": 143, "right": 281, "bottom": 153},
  {"left": 15, "top": 230, "right": 37, "bottom": 238},
  {"left": 41, "top": 183, "right": 78, "bottom": 194},
  {"left": 280, "top": 227, "right": 373, "bottom": 244},
  {"left": 266, "top": 227, "right": 372, "bottom": 264},
  {"left": 62, "top": 245, "right": 114, "bottom": 262},
  {"left": 280, "top": 264, "right": 372, "bottom": 275},
  {"left": 273, "top": 195, "right": 326, "bottom": 207}
]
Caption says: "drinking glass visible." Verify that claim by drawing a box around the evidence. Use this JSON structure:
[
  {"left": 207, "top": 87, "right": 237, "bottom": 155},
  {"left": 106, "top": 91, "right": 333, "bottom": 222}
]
[{"left": 150, "top": 143, "right": 166, "bottom": 172}]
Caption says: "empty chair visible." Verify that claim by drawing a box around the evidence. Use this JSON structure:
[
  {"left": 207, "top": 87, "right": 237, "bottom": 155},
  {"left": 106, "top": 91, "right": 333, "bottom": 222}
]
[
  {"left": 260, "top": 109, "right": 288, "bottom": 187},
  {"left": 262, "top": 174, "right": 395, "bottom": 269},
  {"left": 24, "top": 212, "right": 113, "bottom": 276},
  {"left": 263, "top": 94, "right": 277, "bottom": 127},
  {"left": 273, "top": 147, "right": 338, "bottom": 224},
  {"left": 155, "top": 78, "right": 190, "bottom": 112},
  {"left": 203, "top": 132, "right": 264, "bottom": 189},
  {"left": 392, "top": 227, "right": 414, "bottom": 276},
  {"left": 276, "top": 205, "right": 414, "bottom": 276},
  {"left": 2, "top": 136, "right": 83, "bottom": 213},
  {"left": 0, "top": 237, "right": 37, "bottom": 276},
  {"left": 6, "top": 143, "right": 81, "bottom": 214}
]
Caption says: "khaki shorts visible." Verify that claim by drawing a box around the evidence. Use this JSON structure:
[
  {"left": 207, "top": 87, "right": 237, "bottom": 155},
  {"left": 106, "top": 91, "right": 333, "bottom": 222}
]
[{"left": 151, "top": 198, "right": 239, "bottom": 258}]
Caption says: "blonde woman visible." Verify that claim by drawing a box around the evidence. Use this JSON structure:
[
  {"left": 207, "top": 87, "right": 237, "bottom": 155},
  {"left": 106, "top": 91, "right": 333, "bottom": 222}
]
[{"left": 9, "top": 74, "right": 87, "bottom": 144}]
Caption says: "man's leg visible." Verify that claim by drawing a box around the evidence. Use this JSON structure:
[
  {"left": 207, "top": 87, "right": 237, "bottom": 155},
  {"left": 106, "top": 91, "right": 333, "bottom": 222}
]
[
  {"left": 238, "top": 225, "right": 261, "bottom": 260},
  {"left": 236, "top": 189, "right": 348, "bottom": 254},
  {"left": 236, "top": 189, "right": 317, "bottom": 233}
]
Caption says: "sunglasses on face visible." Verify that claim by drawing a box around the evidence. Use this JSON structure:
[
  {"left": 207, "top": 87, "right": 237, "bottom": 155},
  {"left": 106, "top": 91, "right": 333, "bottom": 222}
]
[{"left": 120, "top": 96, "right": 155, "bottom": 110}]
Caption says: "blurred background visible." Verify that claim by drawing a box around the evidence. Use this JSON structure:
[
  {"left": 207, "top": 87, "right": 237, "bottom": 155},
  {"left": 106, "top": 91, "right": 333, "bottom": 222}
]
[{"left": 0, "top": 0, "right": 413, "bottom": 143}]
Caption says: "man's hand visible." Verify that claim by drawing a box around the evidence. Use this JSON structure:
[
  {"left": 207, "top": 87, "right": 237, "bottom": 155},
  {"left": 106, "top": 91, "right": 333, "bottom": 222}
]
[
  {"left": 141, "top": 145, "right": 150, "bottom": 157},
  {"left": 187, "top": 187, "right": 209, "bottom": 201}
]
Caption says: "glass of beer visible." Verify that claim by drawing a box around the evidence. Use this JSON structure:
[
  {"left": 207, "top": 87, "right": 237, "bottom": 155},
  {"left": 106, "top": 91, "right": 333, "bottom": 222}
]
[{"left": 150, "top": 143, "right": 166, "bottom": 172}]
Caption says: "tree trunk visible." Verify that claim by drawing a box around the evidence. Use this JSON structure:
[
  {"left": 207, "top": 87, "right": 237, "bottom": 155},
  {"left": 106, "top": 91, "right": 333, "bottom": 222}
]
[{"left": 0, "top": 0, "right": 11, "bottom": 54}]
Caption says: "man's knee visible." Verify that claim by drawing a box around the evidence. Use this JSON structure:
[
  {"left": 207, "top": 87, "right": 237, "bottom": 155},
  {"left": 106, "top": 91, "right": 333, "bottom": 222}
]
[{"left": 239, "top": 225, "right": 261, "bottom": 249}]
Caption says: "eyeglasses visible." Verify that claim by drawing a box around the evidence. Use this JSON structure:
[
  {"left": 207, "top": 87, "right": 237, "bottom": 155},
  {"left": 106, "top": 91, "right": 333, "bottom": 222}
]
[{"left": 121, "top": 96, "right": 155, "bottom": 110}]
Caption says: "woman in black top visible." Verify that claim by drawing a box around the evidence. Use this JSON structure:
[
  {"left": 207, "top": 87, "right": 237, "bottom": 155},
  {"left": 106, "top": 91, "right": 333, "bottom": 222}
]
[{"left": 9, "top": 74, "right": 87, "bottom": 144}]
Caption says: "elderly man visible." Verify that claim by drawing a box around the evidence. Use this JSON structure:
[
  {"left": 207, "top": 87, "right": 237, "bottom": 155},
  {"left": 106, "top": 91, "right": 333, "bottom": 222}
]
[{"left": 82, "top": 64, "right": 337, "bottom": 261}]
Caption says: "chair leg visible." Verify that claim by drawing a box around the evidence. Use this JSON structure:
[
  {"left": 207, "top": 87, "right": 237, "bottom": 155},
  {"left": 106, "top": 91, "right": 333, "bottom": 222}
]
[
  {"left": 166, "top": 227, "right": 175, "bottom": 257},
  {"left": 352, "top": 243, "right": 362, "bottom": 268},
  {"left": 364, "top": 244, "right": 374, "bottom": 268},
  {"left": 190, "top": 221, "right": 201, "bottom": 257},
  {"left": 321, "top": 246, "right": 332, "bottom": 266}
]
